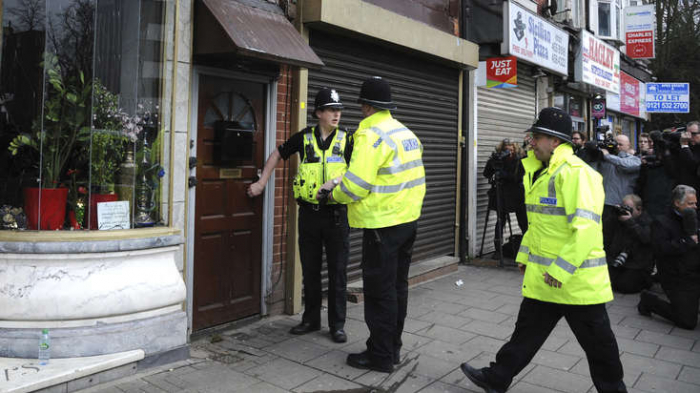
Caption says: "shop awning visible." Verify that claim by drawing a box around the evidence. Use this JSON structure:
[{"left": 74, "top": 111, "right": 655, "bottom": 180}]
[{"left": 201, "top": 0, "right": 324, "bottom": 69}]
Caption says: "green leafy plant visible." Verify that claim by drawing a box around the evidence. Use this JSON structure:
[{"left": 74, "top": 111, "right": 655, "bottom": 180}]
[{"left": 7, "top": 54, "right": 92, "bottom": 188}]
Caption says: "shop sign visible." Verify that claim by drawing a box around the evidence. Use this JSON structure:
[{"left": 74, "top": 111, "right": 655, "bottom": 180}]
[
  {"left": 646, "top": 83, "right": 690, "bottom": 113},
  {"left": 575, "top": 31, "right": 620, "bottom": 94},
  {"left": 606, "top": 91, "right": 620, "bottom": 113},
  {"left": 592, "top": 98, "right": 606, "bottom": 119},
  {"left": 625, "top": 5, "right": 655, "bottom": 59},
  {"left": 620, "top": 72, "right": 640, "bottom": 117},
  {"left": 502, "top": 1, "right": 568, "bottom": 76},
  {"left": 486, "top": 56, "right": 517, "bottom": 88}
]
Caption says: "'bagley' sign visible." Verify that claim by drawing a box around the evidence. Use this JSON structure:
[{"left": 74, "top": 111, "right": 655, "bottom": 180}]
[
  {"left": 575, "top": 30, "right": 620, "bottom": 94},
  {"left": 502, "top": 1, "right": 568, "bottom": 76}
]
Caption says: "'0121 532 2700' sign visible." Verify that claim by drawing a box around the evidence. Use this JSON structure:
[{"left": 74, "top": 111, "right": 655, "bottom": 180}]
[{"left": 646, "top": 83, "right": 689, "bottom": 113}]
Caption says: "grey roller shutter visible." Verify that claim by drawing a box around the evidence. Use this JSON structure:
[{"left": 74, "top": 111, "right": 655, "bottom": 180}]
[
  {"left": 475, "top": 63, "right": 536, "bottom": 257},
  {"left": 308, "top": 31, "right": 460, "bottom": 287}
]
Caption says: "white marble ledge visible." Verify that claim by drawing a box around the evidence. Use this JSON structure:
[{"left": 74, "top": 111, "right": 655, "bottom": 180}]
[{"left": 0, "top": 350, "right": 144, "bottom": 393}]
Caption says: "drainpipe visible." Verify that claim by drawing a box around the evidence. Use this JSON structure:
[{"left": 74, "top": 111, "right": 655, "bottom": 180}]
[{"left": 458, "top": 1, "right": 470, "bottom": 264}]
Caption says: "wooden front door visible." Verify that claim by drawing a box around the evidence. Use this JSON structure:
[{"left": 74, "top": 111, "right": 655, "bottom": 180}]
[{"left": 193, "top": 74, "right": 265, "bottom": 331}]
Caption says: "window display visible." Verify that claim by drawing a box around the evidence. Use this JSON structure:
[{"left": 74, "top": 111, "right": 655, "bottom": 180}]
[{"left": 0, "top": 0, "right": 174, "bottom": 231}]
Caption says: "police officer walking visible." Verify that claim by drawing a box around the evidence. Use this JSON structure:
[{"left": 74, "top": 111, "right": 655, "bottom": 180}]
[
  {"left": 460, "top": 108, "right": 627, "bottom": 393},
  {"left": 247, "top": 87, "right": 351, "bottom": 343},
  {"left": 317, "top": 76, "right": 426, "bottom": 373}
]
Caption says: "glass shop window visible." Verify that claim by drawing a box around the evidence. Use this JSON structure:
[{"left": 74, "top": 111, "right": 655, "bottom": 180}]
[{"left": 0, "top": 0, "right": 175, "bottom": 231}]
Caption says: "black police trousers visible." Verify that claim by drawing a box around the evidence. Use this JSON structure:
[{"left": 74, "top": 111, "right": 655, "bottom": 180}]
[
  {"left": 298, "top": 204, "right": 349, "bottom": 331},
  {"left": 362, "top": 220, "right": 417, "bottom": 368},
  {"left": 483, "top": 298, "right": 627, "bottom": 393}
]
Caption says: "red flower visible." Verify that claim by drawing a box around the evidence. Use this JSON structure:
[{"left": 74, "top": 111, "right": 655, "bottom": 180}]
[
  {"left": 66, "top": 169, "right": 79, "bottom": 176},
  {"left": 78, "top": 186, "right": 87, "bottom": 195}
]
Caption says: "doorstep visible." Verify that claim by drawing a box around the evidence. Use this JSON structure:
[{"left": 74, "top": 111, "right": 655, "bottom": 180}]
[
  {"left": 0, "top": 350, "right": 144, "bottom": 393},
  {"left": 346, "top": 256, "right": 459, "bottom": 303}
]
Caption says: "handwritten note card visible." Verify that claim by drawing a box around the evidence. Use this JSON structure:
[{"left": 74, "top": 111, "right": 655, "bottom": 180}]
[{"left": 97, "top": 201, "right": 130, "bottom": 230}]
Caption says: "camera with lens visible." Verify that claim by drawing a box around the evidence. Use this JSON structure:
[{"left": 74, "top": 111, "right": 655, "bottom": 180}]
[
  {"left": 594, "top": 125, "right": 618, "bottom": 154},
  {"left": 611, "top": 251, "right": 628, "bottom": 268},
  {"left": 491, "top": 149, "right": 511, "bottom": 161},
  {"left": 612, "top": 204, "right": 633, "bottom": 216}
]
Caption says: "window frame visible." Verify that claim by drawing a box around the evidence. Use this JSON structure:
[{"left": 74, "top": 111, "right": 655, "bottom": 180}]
[{"left": 589, "top": 0, "right": 623, "bottom": 43}]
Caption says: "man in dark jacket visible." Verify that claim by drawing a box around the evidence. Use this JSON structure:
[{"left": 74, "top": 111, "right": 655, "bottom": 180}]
[
  {"left": 604, "top": 194, "right": 654, "bottom": 293},
  {"left": 676, "top": 121, "right": 700, "bottom": 195},
  {"left": 635, "top": 131, "right": 676, "bottom": 218},
  {"left": 638, "top": 185, "right": 700, "bottom": 329},
  {"left": 483, "top": 139, "right": 527, "bottom": 253}
]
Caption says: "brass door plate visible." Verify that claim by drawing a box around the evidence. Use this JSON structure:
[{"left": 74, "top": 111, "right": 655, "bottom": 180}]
[{"left": 220, "top": 168, "right": 242, "bottom": 179}]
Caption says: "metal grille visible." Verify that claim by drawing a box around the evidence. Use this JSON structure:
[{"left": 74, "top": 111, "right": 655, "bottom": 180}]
[
  {"left": 474, "top": 63, "right": 536, "bottom": 257},
  {"left": 308, "top": 31, "right": 460, "bottom": 287}
]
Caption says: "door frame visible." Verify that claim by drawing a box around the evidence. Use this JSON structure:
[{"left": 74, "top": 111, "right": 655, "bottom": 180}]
[{"left": 186, "top": 66, "right": 278, "bottom": 334}]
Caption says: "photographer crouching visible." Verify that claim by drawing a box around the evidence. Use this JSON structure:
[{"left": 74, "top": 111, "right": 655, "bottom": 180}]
[
  {"left": 638, "top": 185, "right": 700, "bottom": 329},
  {"left": 604, "top": 194, "right": 654, "bottom": 293},
  {"left": 483, "top": 139, "right": 527, "bottom": 255}
]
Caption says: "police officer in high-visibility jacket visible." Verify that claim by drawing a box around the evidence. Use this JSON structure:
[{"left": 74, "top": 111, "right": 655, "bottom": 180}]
[
  {"left": 460, "top": 108, "right": 627, "bottom": 393},
  {"left": 247, "top": 87, "right": 351, "bottom": 343},
  {"left": 317, "top": 77, "right": 425, "bottom": 373}
]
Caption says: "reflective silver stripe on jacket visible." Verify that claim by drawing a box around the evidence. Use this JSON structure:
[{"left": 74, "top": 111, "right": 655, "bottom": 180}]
[
  {"left": 378, "top": 158, "right": 424, "bottom": 175},
  {"left": 372, "top": 177, "right": 426, "bottom": 193},
  {"left": 526, "top": 204, "right": 566, "bottom": 216},
  {"left": 526, "top": 253, "right": 606, "bottom": 271},
  {"left": 518, "top": 245, "right": 529, "bottom": 254},
  {"left": 554, "top": 257, "right": 577, "bottom": 274},
  {"left": 548, "top": 163, "right": 569, "bottom": 198},
  {"left": 345, "top": 171, "right": 373, "bottom": 191},
  {"left": 567, "top": 208, "right": 601, "bottom": 224},
  {"left": 387, "top": 127, "right": 408, "bottom": 135},
  {"left": 339, "top": 181, "right": 361, "bottom": 201}
]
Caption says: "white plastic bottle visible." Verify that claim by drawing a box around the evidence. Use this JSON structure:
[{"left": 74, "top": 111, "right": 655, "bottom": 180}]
[{"left": 38, "top": 329, "right": 50, "bottom": 365}]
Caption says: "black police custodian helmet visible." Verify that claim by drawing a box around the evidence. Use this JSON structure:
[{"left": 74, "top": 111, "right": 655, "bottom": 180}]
[
  {"left": 357, "top": 76, "right": 397, "bottom": 110},
  {"left": 527, "top": 107, "right": 573, "bottom": 144},
  {"left": 313, "top": 87, "right": 343, "bottom": 118}
]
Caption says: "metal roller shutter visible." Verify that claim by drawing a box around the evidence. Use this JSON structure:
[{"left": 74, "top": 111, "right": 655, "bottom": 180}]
[
  {"left": 308, "top": 31, "right": 460, "bottom": 287},
  {"left": 475, "top": 63, "right": 536, "bottom": 258}
]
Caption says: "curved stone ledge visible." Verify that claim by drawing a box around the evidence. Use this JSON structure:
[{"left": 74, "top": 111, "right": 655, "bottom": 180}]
[
  {"left": 0, "top": 246, "right": 186, "bottom": 322},
  {"left": 0, "top": 310, "right": 186, "bottom": 358},
  {"left": 0, "top": 234, "right": 183, "bottom": 254}
]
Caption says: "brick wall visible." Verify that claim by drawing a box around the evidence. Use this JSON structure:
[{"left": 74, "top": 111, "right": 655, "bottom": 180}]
[{"left": 267, "top": 65, "right": 294, "bottom": 315}]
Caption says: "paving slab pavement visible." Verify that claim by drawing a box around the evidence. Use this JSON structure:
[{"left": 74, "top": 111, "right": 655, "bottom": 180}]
[{"left": 76, "top": 265, "right": 700, "bottom": 393}]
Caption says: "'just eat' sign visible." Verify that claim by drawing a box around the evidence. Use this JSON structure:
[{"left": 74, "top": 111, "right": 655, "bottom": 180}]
[{"left": 486, "top": 56, "right": 517, "bottom": 88}]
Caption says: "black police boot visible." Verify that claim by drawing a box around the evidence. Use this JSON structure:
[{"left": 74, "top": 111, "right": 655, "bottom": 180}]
[{"left": 460, "top": 362, "right": 505, "bottom": 393}]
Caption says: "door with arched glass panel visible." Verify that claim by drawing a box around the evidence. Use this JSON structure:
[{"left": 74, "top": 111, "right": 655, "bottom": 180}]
[{"left": 193, "top": 74, "right": 264, "bottom": 330}]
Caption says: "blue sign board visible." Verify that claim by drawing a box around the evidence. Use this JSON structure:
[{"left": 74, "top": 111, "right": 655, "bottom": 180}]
[{"left": 646, "top": 83, "right": 690, "bottom": 113}]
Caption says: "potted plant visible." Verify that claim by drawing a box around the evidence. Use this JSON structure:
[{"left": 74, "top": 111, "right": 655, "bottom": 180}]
[
  {"left": 8, "top": 54, "right": 92, "bottom": 230},
  {"left": 85, "top": 81, "right": 129, "bottom": 229}
]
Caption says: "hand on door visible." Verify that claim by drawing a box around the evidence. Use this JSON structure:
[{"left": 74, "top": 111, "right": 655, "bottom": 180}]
[{"left": 247, "top": 181, "right": 264, "bottom": 197}]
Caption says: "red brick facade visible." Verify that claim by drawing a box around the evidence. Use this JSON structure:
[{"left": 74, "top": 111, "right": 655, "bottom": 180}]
[{"left": 267, "top": 65, "right": 294, "bottom": 315}]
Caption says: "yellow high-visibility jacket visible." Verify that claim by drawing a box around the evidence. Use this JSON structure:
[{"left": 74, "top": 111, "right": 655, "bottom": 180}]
[
  {"left": 331, "top": 110, "right": 425, "bottom": 228},
  {"left": 516, "top": 144, "right": 613, "bottom": 305},
  {"left": 292, "top": 127, "right": 349, "bottom": 204}
]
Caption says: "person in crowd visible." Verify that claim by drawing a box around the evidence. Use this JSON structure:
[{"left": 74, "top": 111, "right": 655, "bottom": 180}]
[
  {"left": 483, "top": 139, "right": 527, "bottom": 254},
  {"left": 638, "top": 132, "right": 653, "bottom": 158},
  {"left": 247, "top": 87, "right": 351, "bottom": 343},
  {"left": 604, "top": 194, "right": 654, "bottom": 293},
  {"left": 317, "top": 76, "right": 425, "bottom": 373},
  {"left": 460, "top": 107, "right": 627, "bottom": 393},
  {"left": 591, "top": 135, "right": 641, "bottom": 242},
  {"left": 635, "top": 131, "right": 676, "bottom": 218},
  {"left": 676, "top": 121, "right": 700, "bottom": 195},
  {"left": 638, "top": 185, "right": 700, "bottom": 329},
  {"left": 571, "top": 131, "right": 585, "bottom": 148}
]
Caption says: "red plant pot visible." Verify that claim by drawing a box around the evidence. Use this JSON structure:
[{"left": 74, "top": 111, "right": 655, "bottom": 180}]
[
  {"left": 23, "top": 187, "right": 69, "bottom": 230},
  {"left": 88, "top": 193, "right": 120, "bottom": 230}
]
